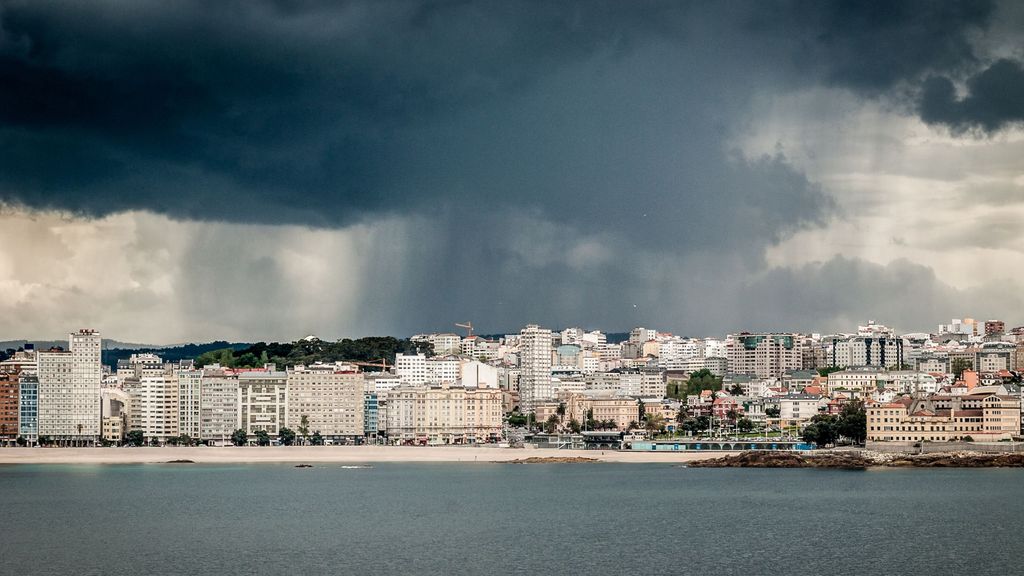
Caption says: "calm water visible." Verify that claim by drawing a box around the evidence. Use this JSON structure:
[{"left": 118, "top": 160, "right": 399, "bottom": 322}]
[{"left": 2, "top": 463, "right": 1022, "bottom": 575}]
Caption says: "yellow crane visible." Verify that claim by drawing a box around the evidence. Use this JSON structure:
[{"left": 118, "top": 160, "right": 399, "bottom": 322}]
[{"left": 455, "top": 321, "right": 474, "bottom": 337}]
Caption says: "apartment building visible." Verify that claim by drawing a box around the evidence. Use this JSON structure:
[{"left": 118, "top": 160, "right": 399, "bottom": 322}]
[
  {"left": 385, "top": 383, "right": 503, "bottom": 444},
  {"left": 867, "top": 393, "right": 1021, "bottom": 442},
  {"left": 519, "top": 324, "right": 553, "bottom": 412},
  {"left": 285, "top": 365, "right": 364, "bottom": 441},
  {"left": 238, "top": 371, "right": 287, "bottom": 439},
  {"left": 726, "top": 333, "right": 803, "bottom": 379},
  {"left": 200, "top": 368, "right": 239, "bottom": 444},
  {"left": 37, "top": 329, "right": 103, "bottom": 444}
]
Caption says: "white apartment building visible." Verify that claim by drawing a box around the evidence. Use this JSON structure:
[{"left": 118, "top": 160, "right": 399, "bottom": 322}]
[
  {"left": 285, "top": 365, "right": 364, "bottom": 439},
  {"left": 519, "top": 324, "right": 553, "bottom": 412},
  {"left": 395, "top": 353, "right": 461, "bottom": 386},
  {"left": 238, "top": 371, "right": 287, "bottom": 438},
  {"left": 726, "top": 333, "right": 803, "bottom": 379},
  {"left": 827, "top": 368, "right": 887, "bottom": 395},
  {"left": 429, "top": 333, "right": 462, "bottom": 356},
  {"left": 37, "top": 329, "right": 103, "bottom": 444},
  {"left": 778, "top": 394, "right": 825, "bottom": 423},
  {"left": 177, "top": 365, "right": 202, "bottom": 439},
  {"left": 126, "top": 374, "right": 179, "bottom": 442},
  {"left": 200, "top": 368, "right": 239, "bottom": 444},
  {"left": 385, "top": 383, "right": 504, "bottom": 444}
]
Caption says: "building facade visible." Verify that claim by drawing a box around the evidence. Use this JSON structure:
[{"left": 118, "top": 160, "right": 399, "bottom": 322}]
[
  {"left": 519, "top": 324, "right": 553, "bottom": 412},
  {"left": 37, "top": 330, "right": 103, "bottom": 444}
]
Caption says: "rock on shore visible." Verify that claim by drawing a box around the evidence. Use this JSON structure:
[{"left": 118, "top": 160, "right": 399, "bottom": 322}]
[
  {"left": 687, "top": 451, "right": 1024, "bottom": 469},
  {"left": 508, "top": 456, "right": 599, "bottom": 464}
]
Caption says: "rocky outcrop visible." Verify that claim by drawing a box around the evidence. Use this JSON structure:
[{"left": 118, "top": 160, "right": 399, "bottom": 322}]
[
  {"left": 508, "top": 456, "right": 599, "bottom": 464},
  {"left": 165, "top": 459, "right": 196, "bottom": 464},
  {"left": 687, "top": 451, "right": 867, "bottom": 469},
  {"left": 688, "top": 450, "right": 1024, "bottom": 468}
]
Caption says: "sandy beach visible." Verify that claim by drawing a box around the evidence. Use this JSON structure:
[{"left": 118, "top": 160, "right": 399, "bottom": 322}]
[{"left": 0, "top": 446, "right": 735, "bottom": 465}]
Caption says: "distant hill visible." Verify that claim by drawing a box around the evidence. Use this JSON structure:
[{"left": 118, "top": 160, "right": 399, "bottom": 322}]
[
  {"left": 0, "top": 339, "right": 186, "bottom": 351},
  {"left": 101, "top": 342, "right": 251, "bottom": 368}
]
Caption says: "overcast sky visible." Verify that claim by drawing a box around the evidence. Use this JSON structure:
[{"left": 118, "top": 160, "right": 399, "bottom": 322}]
[{"left": 1, "top": 0, "right": 1023, "bottom": 343}]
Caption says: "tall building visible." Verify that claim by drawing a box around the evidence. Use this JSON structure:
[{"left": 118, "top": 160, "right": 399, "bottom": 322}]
[
  {"left": 285, "top": 365, "right": 364, "bottom": 441},
  {"left": 199, "top": 368, "right": 239, "bottom": 444},
  {"left": 519, "top": 324, "right": 553, "bottom": 412},
  {"left": 726, "top": 333, "right": 803, "bottom": 379},
  {"left": 176, "top": 364, "right": 203, "bottom": 439},
  {"left": 238, "top": 371, "right": 287, "bottom": 439},
  {"left": 37, "top": 329, "right": 103, "bottom": 445},
  {"left": 0, "top": 372, "right": 19, "bottom": 444},
  {"left": 18, "top": 373, "right": 38, "bottom": 445},
  {"left": 126, "top": 374, "right": 179, "bottom": 442}
]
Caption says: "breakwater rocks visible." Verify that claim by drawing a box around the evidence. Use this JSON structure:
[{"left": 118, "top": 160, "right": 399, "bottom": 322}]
[
  {"left": 165, "top": 459, "right": 196, "bottom": 464},
  {"left": 687, "top": 451, "right": 1024, "bottom": 469},
  {"left": 508, "top": 456, "right": 599, "bottom": 464}
]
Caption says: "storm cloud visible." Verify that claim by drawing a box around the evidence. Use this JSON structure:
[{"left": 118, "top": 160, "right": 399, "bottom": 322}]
[
  {"left": 0, "top": 0, "right": 1021, "bottom": 340},
  {"left": 919, "top": 58, "right": 1024, "bottom": 133}
]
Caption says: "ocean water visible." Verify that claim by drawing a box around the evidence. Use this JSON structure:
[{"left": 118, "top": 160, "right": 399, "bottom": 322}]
[{"left": 2, "top": 463, "right": 1022, "bottom": 575}]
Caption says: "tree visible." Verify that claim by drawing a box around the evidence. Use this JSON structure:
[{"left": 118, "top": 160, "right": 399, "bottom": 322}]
[
  {"left": 725, "top": 408, "right": 739, "bottom": 424},
  {"left": 568, "top": 419, "right": 582, "bottom": 433},
  {"left": 952, "top": 358, "right": 973, "bottom": 380},
  {"left": 544, "top": 414, "right": 560, "bottom": 434},
  {"left": 737, "top": 418, "right": 754, "bottom": 434},
  {"left": 279, "top": 427, "right": 297, "bottom": 446},
  {"left": 255, "top": 430, "right": 271, "bottom": 446},
  {"left": 676, "top": 406, "right": 688, "bottom": 423},
  {"left": 817, "top": 366, "right": 846, "bottom": 377},
  {"left": 231, "top": 428, "right": 248, "bottom": 446},
  {"left": 310, "top": 431, "right": 325, "bottom": 445},
  {"left": 643, "top": 412, "right": 666, "bottom": 433},
  {"left": 149, "top": 437, "right": 160, "bottom": 447},
  {"left": 729, "top": 384, "right": 743, "bottom": 396},
  {"left": 506, "top": 411, "right": 528, "bottom": 427},
  {"left": 16, "top": 435, "right": 27, "bottom": 447},
  {"left": 835, "top": 400, "right": 866, "bottom": 443},
  {"left": 126, "top": 430, "right": 145, "bottom": 447},
  {"left": 555, "top": 403, "right": 566, "bottom": 422},
  {"left": 627, "top": 420, "right": 639, "bottom": 431},
  {"left": 765, "top": 406, "right": 781, "bottom": 419},
  {"left": 802, "top": 414, "right": 839, "bottom": 447},
  {"left": 298, "top": 415, "right": 310, "bottom": 445}
]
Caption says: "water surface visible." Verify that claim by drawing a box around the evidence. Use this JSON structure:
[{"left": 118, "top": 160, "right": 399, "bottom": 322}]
[{"left": 2, "top": 463, "right": 1020, "bottom": 575}]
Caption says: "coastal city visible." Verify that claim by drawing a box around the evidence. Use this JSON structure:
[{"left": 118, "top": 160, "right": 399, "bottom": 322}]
[{"left": 1, "top": 318, "right": 1021, "bottom": 455}]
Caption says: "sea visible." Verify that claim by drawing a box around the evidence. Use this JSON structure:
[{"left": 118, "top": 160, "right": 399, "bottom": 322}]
[{"left": 2, "top": 462, "right": 1021, "bottom": 575}]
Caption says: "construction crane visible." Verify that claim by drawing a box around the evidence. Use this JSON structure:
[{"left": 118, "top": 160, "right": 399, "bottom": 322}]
[{"left": 455, "top": 321, "right": 474, "bottom": 338}]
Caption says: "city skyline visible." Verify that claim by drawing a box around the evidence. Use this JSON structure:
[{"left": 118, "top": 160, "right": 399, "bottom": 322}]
[{"left": 1, "top": 1, "right": 1023, "bottom": 343}]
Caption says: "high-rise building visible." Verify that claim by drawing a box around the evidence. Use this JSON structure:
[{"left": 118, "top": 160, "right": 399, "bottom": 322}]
[
  {"left": 177, "top": 364, "right": 203, "bottom": 439},
  {"left": 37, "top": 329, "right": 102, "bottom": 445},
  {"left": 286, "top": 365, "right": 364, "bottom": 441},
  {"left": 199, "top": 367, "right": 239, "bottom": 444},
  {"left": 238, "top": 371, "right": 287, "bottom": 439},
  {"left": 726, "top": 333, "right": 803, "bottom": 379},
  {"left": 0, "top": 372, "right": 19, "bottom": 444},
  {"left": 18, "top": 373, "right": 38, "bottom": 445},
  {"left": 519, "top": 324, "right": 553, "bottom": 412},
  {"left": 125, "top": 373, "right": 179, "bottom": 442}
]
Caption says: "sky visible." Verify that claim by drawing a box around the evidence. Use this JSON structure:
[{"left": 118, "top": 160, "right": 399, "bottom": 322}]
[{"left": 1, "top": 0, "right": 1023, "bottom": 343}]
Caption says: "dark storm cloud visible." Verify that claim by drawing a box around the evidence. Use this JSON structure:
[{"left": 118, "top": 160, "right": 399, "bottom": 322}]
[
  {"left": 0, "top": 0, "right": 1017, "bottom": 338},
  {"left": 765, "top": 0, "right": 993, "bottom": 93},
  {"left": 0, "top": 0, "right": 999, "bottom": 227},
  {"left": 919, "top": 58, "right": 1024, "bottom": 134}
]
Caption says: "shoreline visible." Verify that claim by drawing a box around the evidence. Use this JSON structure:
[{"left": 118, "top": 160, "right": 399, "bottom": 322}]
[{"left": 0, "top": 446, "right": 738, "bottom": 465}]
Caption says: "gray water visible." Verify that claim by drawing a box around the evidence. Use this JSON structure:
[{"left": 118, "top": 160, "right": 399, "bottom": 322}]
[{"left": 2, "top": 463, "right": 1021, "bottom": 576}]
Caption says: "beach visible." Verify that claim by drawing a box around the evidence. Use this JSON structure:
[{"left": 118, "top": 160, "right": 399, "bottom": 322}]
[{"left": 0, "top": 446, "right": 736, "bottom": 465}]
